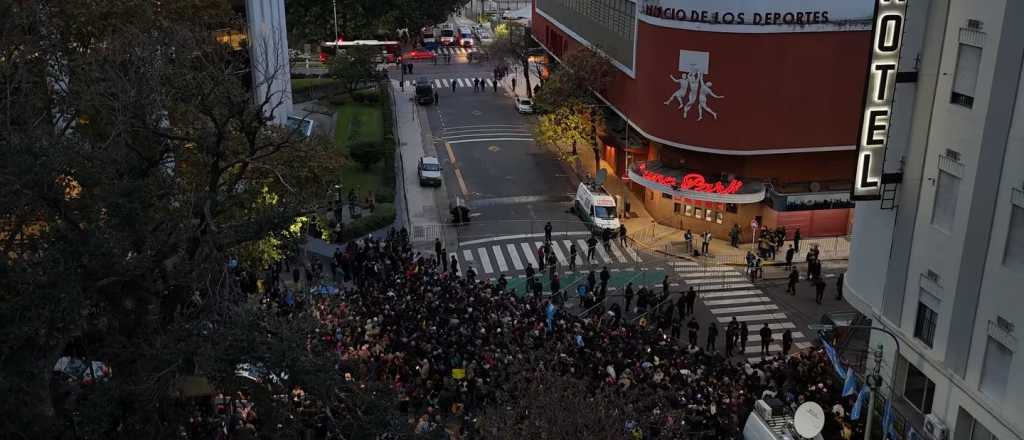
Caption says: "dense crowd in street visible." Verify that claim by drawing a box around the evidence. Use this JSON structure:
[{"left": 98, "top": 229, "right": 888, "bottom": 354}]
[{"left": 189, "top": 230, "right": 864, "bottom": 439}]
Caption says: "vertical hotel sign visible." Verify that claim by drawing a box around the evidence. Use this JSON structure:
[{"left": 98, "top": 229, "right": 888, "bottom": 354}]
[{"left": 852, "top": 0, "right": 908, "bottom": 200}]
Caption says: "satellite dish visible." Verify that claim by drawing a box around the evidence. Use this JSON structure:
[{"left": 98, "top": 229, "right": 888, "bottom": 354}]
[
  {"left": 793, "top": 402, "right": 825, "bottom": 439},
  {"left": 594, "top": 168, "right": 608, "bottom": 188}
]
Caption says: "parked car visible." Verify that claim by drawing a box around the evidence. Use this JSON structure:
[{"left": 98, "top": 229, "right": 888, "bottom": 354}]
[
  {"left": 515, "top": 97, "right": 534, "bottom": 114},
  {"left": 414, "top": 77, "right": 435, "bottom": 105},
  {"left": 418, "top": 156, "right": 442, "bottom": 186}
]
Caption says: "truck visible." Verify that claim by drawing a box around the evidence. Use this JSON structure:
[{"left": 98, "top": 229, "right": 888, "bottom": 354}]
[
  {"left": 573, "top": 182, "right": 620, "bottom": 232},
  {"left": 414, "top": 77, "right": 434, "bottom": 105}
]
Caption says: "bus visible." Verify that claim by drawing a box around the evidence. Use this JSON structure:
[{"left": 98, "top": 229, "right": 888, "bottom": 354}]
[
  {"left": 319, "top": 40, "right": 400, "bottom": 63},
  {"left": 421, "top": 27, "right": 438, "bottom": 50}
]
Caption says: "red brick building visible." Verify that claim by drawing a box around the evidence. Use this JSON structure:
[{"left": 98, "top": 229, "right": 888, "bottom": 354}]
[{"left": 532, "top": 0, "right": 873, "bottom": 240}]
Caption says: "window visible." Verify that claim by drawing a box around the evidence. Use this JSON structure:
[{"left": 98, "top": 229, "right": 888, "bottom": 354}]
[
  {"left": 1004, "top": 203, "right": 1024, "bottom": 271},
  {"left": 954, "top": 407, "right": 1000, "bottom": 440},
  {"left": 705, "top": 209, "right": 713, "bottom": 222},
  {"left": 662, "top": 192, "right": 672, "bottom": 199},
  {"left": 914, "top": 302, "right": 938, "bottom": 347},
  {"left": 902, "top": 361, "right": 936, "bottom": 413},
  {"left": 726, "top": 203, "right": 738, "bottom": 213},
  {"left": 673, "top": 202, "right": 681, "bottom": 213},
  {"left": 685, "top": 205, "right": 694, "bottom": 216},
  {"left": 951, "top": 43, "right": 982, "bottom": 108},
  {"left": 979, "top": 337, "right": 1012, "bottom": 401},
  {"left": 932, "top": 170, "right": 961, "bottom": 233}
]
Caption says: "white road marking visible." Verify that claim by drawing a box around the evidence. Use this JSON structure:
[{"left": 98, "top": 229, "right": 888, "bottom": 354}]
[
  {"left": 608, "top": 242, "right": 628, "bottom": 263},
  {"left": 747, "top": 332, "right": 806, "bottom": 343},
  {"left": 705, "top": 296, "right": 773, "bottom": 306},
  {"left": 477, "top": 248, "right": 493, "bottom": 274},
  {"left": 623, "top": 245, "right": 643, "bottom": 263},
  {"left": 709, "top": 304, "right": 779, "bottom": 315},
  {"left": 458, "top": 231, "right": 591, "bottom": 247},
  {"left": 506, "top": 244, "right": 524, "bottom": 270},
  {"left": 520, "top": 242, "right": 537, "bottom": 267},
  {"left": 462, "top": 249, "right": 474, "bottom": 263},
  {"left": 491, "top": 245, "right": 509, "bottom": 272},
  {"left": 700, "top": 289, "right": 765, "bottom": 298},
  {"left": 716, "top": 313, "right": 791, "bottom": 323},
  {"left": 448, "top": 138, "right": 534, "bottom": 145},
  {"left": 668, "top": 261, "right": 698, "bottom": 267},
  {"left": 549, "top": 241, "right": 568, "bottom": 266}
]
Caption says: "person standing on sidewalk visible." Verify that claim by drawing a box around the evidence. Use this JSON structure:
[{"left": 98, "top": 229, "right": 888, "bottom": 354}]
[
  {"left": 785, "top": 244, "right": 795, "bottom": 269},
  {"left": 624, "top": 282, "right": 635, "bottom": 312},
  {"left": 511, "top": 76, "right": 517, "bottom": 94},
  {"left": 451, "top": 79, "right": 456, "bottom": 93},
  {"left": 569, "top": 243, "right": 578, "bottom": 271},
  {"left": 787, "top": 268, "right": 799, "bottom": 295},
  {"left": 441, "top": 248, "right": 449, "bottom": 272},
  {"left": 544, "top": 221, "right": 553, "bottom": 243},
  {"left": 793, "top": 227, "right": 802, "bottom": 253},
  {"left": 676, "top": 293, "right": 686, "bottom": 319},
  {"left": 433, "top": 90, "right": 439, "bottom": 105},
  {"left": 685, "top": 229, "right": 694, "bottom": 255},
  {"left": 600, "top": 266, "right": 610, "bottom": 292},
  {"left": 434, "top": 238, "right": 443, "bottom": 260},
  {"left": 835, "top": 272, "right": 845, "bottom": 300},
  {"left": 701, "top": 230, "right": 711, "bottom": 256},
  {"left": 619, "top": 224, "right": 628, "bottom": 247},
  {"left": 729, "top": 224, "right": 741, "bottom": 248}
]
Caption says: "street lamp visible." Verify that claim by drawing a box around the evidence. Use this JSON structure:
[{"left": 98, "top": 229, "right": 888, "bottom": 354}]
[
  {"left": 332, "top": 0, "right": 339, "bottom": 42},
  {"left": 813, "top": 324, "right": 902, "bottom": 440}
]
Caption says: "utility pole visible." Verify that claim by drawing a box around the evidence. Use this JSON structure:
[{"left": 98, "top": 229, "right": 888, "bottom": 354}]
[
  {"left": 864, "top": 344, "right": 884, "bottom": 440},
  {"left": 332, "top": 0, "right": 339, "bottom": 42}
]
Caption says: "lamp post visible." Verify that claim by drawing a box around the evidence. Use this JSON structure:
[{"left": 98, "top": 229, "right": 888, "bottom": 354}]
[
  {"left": 332, "top": 0, "right": 339, "bottom": 42},
  {"left": 814, "top": 324, "right": 902, "bottom": 440}
]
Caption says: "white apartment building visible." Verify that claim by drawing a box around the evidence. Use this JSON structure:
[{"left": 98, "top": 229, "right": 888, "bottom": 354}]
[
  {"left": 846, "top": 0, "right": 1023, "bottom": 439},
  {"left": 241, "top": 0, "right": 293, "bottom": 125}
]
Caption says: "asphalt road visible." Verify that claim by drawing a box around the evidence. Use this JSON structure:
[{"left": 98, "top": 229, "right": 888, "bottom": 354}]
[{"left": 390, "top": 50, "right": 585, "bottom": 240}]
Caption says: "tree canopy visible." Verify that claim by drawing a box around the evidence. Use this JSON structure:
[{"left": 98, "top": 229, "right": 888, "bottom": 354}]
[
  {"left": 0, "top": 1, "right": 379, "bottom": 437},
  {"left": 286, "top": 0, "right": 466, "bottom": 44}
]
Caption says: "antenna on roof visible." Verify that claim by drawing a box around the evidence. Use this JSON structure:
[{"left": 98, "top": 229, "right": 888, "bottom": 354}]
[{"left": 793, "top": 402, "right": 825, "bottom": 439}]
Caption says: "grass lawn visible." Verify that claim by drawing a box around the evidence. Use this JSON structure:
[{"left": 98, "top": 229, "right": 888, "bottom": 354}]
[
  {"left": 334, "top": 103, "right": 389, "bottom": 197},
  {"left": 291, "top": 77, "right": 339, "bottom": 92}
]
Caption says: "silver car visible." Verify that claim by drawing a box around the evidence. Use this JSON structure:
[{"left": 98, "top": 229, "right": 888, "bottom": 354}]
[{"left": 418, "top": 156, "right": 442, "bottom": 186}]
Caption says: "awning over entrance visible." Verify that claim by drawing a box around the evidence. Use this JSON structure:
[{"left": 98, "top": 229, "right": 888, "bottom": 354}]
[{"left": 627, "top": 161, "right": 765, "bottom": 204}]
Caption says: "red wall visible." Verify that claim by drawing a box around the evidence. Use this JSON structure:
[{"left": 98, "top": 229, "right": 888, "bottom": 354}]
[
  {"left": 773, "top": 208, "right": 852, "bottom": 237},
  {"left": 533, "top": 14, "right": 871, "bottom": 154}
]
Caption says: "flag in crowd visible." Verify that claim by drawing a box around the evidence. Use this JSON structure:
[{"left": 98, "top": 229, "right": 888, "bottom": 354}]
[{"left": 851, "top": 385, "right": 869, "bottom": 420}]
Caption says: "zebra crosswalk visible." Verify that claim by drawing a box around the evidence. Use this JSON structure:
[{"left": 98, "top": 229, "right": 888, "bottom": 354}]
[
  {"left": 453, "top": 238, "right": 643, "bottom": 276},
  {"left": 395, "top": 78, "right": 497, "bottom": 90},
  {"left": 433, "top": 46, "right": 479, "bottom": 55},
  {"left": 668, "top": 260, "right": 812, "bottom": 362}
]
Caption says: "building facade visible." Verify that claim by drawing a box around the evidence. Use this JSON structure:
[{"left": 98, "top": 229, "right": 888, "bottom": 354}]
[
  {"left": 222, "top": 0, "right": 293, "bottom": 125},
  {"left": 532, "top": 0, "right": 873, "bottom": 241},
  {"left": 845, "top": 0, "right": 1024, "bottom": 438}
]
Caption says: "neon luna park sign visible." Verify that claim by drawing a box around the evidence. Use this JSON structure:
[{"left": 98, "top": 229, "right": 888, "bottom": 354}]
[{"left": 636, "top": 163, "right": 744, "bottom": 194}]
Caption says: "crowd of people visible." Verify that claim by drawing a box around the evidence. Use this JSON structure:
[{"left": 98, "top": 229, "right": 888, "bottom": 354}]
[
  {"left": 187, "top": 226, "right": 864, "bottom": 439},
  {"left": 275, "top": 229, "right": 860, "bottom": 438}
]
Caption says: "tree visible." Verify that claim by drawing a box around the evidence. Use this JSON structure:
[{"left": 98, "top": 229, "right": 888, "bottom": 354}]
[
  {"left": 286, "top": 0, "right": 465, "bottom": 45},
  {"left": 532, "top": 46, "right": 616, "bottom": 110},
  {"left": 487, "top": 23, "right": 539, "bottom": 98},
  {"left": 349, "top": 141, "right": 385, "bottom": 170},
  {"left": 0, "top": 0, "right": 361, "bottom": 437},
  {"left": 327, "top": 46, "right": 381, "bottom": 97},
  {"left": 535, "top": 102, "right": 593, "bottom": 160}
]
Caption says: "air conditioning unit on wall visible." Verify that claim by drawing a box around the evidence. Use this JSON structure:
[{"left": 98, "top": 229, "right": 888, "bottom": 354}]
[{"left": 924, "top": 414, "right": 949, "bottom": 440}]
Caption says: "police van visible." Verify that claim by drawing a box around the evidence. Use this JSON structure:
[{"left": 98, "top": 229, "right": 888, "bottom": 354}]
[{"left": 573, "top": 182, "right": 620, "bottom": 232}]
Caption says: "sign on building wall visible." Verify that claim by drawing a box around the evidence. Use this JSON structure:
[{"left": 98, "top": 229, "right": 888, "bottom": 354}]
[
  {"left": 852, "top": 0, "right": 908, "bottom": 200},
  {"left": 662, "top": 50, "right": 725, "bottom": 121},
  {"left": 639, "top": 0, "right": 875, "bottom": 26}
]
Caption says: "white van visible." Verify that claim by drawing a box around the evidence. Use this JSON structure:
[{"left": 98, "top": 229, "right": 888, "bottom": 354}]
[
  {"left": 574, "top": 183, "right": 620, "bottom": 232},
  {"left": 743, "top": 399, "right": 825, "bottom": 440}
]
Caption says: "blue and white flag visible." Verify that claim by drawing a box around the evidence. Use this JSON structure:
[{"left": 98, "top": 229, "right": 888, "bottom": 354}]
[
  {"left": 842, "top": 369, "right": 858, "bottom": 397},
  {"left": 545, "top": 303, "right": 555, "bottom": 332},
  {"left": 820, "top": 336, "right": 846, "bottom": 378},
  {"left": 882, "top": 398, "right": 894, "bottom": 437},
  {"left": 850, "top": 385, "right": 869, "bottom": 420}
]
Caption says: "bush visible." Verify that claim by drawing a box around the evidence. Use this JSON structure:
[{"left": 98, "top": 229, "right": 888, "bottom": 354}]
[
  {"left": 352, "top": 88, "right": 379, "bottom": 104},
  {"left": 349, "top": 141, "right": 384, "bottom": 170},
  {"left": 337, "top": 203, "right": 396, "bottom": 242}
]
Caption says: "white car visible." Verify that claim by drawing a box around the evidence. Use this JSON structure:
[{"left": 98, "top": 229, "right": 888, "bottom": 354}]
[
  {"left": 515, "top": 97, "right": 534, "bottom": 114},
  {"left": 417, "top": 156, "right": 442, "bottom": 186},
  {"left": 475, "top": 29, "right": 494, "bottom": 45}
]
